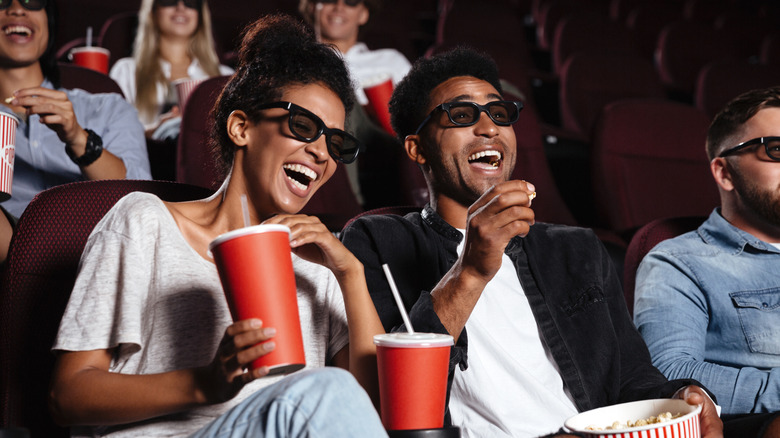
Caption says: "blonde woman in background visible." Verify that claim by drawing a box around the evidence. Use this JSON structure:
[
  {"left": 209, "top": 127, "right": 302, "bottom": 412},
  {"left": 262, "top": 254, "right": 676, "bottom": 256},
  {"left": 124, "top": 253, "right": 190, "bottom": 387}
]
[{"left": 110, "top": 0, "right": 233, "bottom": 137}]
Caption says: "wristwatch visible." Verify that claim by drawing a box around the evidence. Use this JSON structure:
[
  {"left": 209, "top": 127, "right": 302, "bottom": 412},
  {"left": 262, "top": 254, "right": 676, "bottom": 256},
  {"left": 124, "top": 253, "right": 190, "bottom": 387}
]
[{"left": 66, "top": 128, "right": 103, "bottom": 166}]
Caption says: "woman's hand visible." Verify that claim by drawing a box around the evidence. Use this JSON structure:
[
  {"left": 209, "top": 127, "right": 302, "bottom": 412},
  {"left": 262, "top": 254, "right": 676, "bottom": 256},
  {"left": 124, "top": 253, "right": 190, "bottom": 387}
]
[
  {"left": 195, "top": 318, "right": 276, "bottom": 404},
  {"left": 263, "top": 214, "right": 358, "bottom": 277}
]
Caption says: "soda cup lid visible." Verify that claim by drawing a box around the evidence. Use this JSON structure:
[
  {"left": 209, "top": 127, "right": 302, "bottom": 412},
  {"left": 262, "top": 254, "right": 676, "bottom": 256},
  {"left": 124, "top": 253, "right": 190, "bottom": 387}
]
[
  {"left": 373, "top": 332, "right": 453, "bottom": 348},
  {"left": 208, "top": 223, "right": 290, "bottom": 252}
]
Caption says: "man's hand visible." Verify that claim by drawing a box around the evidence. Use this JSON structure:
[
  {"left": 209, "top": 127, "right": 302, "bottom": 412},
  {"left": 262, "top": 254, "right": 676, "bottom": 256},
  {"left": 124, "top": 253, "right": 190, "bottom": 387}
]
[
  {"left": 10, "top": 87, "right": 128, "bottom": 178},
  {"left": 460, "top": 179, "right": 536, "bottom": 282},
  {"left": 10, "top": 87, "right": 87, "bottom": 155},
  {"left": 430, "top": 179, "right": 535, "bottom": 339},
  {"left": 674, "top": 385, "right": 723, "bottom": 438}
]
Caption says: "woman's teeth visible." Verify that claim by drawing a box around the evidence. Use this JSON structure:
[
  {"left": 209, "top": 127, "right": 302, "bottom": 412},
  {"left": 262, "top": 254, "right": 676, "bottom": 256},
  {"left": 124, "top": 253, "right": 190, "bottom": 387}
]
[{"left": 283, "top": 163, "right": 317, "bottom": 190}]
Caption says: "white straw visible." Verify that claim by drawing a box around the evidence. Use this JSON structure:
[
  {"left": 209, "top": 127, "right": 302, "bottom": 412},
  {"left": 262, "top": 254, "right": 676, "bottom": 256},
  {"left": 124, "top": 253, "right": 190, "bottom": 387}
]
[
  {"left": 382, "top": 263, "right": 414, "bottom": 333},
  {"left": 240, "top": 194, "right": 250, "bottom": 228},
  {"left": 85, "top": 26, "right": 92, "bottom": 47}
]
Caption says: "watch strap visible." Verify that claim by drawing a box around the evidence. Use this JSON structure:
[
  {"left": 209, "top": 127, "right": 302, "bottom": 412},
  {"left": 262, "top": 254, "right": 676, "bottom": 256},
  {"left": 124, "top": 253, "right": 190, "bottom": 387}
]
[{"left": 66, "top": 128, "right": 103, "bottom": 166}]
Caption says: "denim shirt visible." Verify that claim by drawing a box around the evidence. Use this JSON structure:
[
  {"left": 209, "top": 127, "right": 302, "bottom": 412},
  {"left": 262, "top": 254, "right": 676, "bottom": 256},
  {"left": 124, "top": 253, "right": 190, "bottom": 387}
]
[
  {"left": 342, "top": 205, "right": 700, "bottom": 429},
  {"left": 634, "top": 209, "right": 780, "bottom": 414},
  {"left": 0, "top": 79, "right": 151, "bottom": 217}
]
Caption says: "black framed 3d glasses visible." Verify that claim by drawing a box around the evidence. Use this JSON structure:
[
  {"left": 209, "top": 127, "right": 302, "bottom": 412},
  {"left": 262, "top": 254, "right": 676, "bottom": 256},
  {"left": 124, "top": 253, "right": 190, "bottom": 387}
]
[
  {"left": 0, "top": 0, "right": 47, "bottom": 11},
  {"left": 718, "top": 136, "right": 780, "bottom": 162},
  {"left": 258, "top": 101, "right": 363, "bottom": 164},
  {"left": 155, "top": 0, "right": 201, "bottom": 10},
  {"left": 414, "top": 100, "right": 523, "bottom": 135}
]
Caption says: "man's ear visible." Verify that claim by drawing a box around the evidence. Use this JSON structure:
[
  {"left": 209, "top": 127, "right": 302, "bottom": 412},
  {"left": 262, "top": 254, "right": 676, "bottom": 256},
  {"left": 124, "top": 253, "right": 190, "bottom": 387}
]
[
  {"left": 227, "top": 110, "right": 250, "bottom": 147},
  {"left": 710, "top": 157, "right": 735, "bottom": 191},
  {"left": 404, "top": 135, "right": 427, "bottom": 165},
  {"left": 358, "top": 5, "right": 369, "bottom": 26}
]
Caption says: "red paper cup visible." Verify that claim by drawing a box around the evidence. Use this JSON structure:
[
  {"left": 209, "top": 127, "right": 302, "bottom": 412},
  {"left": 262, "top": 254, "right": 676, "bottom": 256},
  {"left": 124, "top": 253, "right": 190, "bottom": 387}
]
[
  {"left": 0, "top": 112, "right": 19, "bottom": 202},
  {"left": 69, "top": 47, "right": 110, "bottom": 74},
  {"left": 363, "top": 74, "right": 395, "bottom": 136},
  {"left": 209, "top": 224, "right": 306, "bottom": 376},
  {"left": 374, "top": 332, "right": 454, "bottom": 430},
  {"left": 173, "top": 78, "right": 204, "bottom": 111}
]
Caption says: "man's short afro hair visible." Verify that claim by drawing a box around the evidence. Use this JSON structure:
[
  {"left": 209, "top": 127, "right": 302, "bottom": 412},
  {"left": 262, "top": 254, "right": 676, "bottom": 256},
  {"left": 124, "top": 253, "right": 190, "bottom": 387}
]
[{"left": 388, "top": 47, "right": 502, "bottom": 140}]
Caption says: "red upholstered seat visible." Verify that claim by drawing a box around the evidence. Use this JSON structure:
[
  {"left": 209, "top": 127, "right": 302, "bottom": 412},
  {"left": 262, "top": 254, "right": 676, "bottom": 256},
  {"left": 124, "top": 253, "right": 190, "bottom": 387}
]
[
  {"left": 655, "top": 21, "right": 737, "bottom": 98},
  {"left": 695, "top": 60, "right": 779, "bottom": 120},
  {"left": 558, "top": 52, "right": 664, "bottom": 139},
  {"left": 551, "top": 13, "right": 636, "bottom": 75},
  {"left": 98, "top": 11, "right": 138, "bottom": 69},
  {"left": 176, "top": 75, "right": 230, "bottom": 191},
  {"left": 510, "top": 102, "right": 578, "bottom": 226},
  {"left": 623, "top": 215, "right": 706, "bottom": 316},
  {"left": 0, "top": 180, "right": 213, "bottom": 437},
  {"left": 58, "top": 62, "right": 124, "bottom": 97},
  {"left": 625, "top": 3, "right": 681, "bottom": 61},
  {"left": 591, "top": 99, "right": 718, "bottom": 237},
  {"left": 535, "top": 0, "right": 608, "bottom": 51},
  {"left": 760, "top": 33, "right": 780, "bottom": 66}
]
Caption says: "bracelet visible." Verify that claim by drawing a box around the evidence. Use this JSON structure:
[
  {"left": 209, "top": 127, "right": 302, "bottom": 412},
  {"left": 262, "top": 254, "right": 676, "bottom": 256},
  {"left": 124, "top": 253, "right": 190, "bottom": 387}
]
[{"left": 66, "top": 128, "right": 103, "bottom": 167}]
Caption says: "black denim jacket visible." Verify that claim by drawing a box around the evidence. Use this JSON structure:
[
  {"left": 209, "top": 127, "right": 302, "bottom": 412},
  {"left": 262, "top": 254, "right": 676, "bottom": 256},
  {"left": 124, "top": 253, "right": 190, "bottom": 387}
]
[{"left": 341, "top": 205, "right": 704, "bottom": 428}]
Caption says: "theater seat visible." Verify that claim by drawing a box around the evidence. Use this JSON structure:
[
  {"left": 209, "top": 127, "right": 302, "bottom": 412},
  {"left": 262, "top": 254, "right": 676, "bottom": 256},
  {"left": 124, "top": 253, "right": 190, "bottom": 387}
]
[
  {"left": 591, "top": 99, "right": 718, "bottom": 238},
  {"left": 58, "top": 62, "right": 124, "bottom": 97},
  {"left": 0, "top": 180, "right": 213, "bottom": 438},
  {"left": 695, "top": 60, "right": 778, "bottom": 119},
  {"left": 623, "top": 215, "right": 706, "bottom": 315}
]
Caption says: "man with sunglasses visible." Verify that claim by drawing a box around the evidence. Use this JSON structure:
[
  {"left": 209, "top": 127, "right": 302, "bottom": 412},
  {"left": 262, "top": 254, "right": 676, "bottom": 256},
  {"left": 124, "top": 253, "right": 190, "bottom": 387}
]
[
  {"left": 298, "top": 0, "right": 410, "bottom": 108},
  {"left": 298, "top": 0, "right": 411, "bottom": 209},
  {"left": 0, "top": 0, "right": 150, "bottom": 261},
  {"left": 341, "top": 47, "right": 723, "bottom": 437},
  {"left": 634, "top": 87, "right": 780, "bottom": 428}
]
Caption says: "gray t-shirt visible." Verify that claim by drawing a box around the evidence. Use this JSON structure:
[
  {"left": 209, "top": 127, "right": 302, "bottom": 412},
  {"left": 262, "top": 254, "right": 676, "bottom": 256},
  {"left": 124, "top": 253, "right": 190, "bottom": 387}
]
[{"left": 53, "top": 192, "right": 349, "bottom": 437}]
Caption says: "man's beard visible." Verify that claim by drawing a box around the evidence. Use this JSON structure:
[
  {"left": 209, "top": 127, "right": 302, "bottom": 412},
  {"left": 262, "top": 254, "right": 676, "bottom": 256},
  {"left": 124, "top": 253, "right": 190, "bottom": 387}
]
[{"left": 731, "top": 164, "right": 780, "bottom": 226}]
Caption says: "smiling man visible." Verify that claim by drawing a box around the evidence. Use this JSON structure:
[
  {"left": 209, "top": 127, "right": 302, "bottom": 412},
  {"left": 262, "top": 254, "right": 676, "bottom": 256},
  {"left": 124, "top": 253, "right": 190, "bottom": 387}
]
[
  {"left": 0, "top": 0, "right": 150, "bottom": 262},
  {"left": 634, "top": 87, "right": 780, "bottom": 432},
  {"left": 298, "top": 0, "right": 410, "bottom": 107},
  {"left": 340, "top": 47, "right": 723, "bottom": 438}
]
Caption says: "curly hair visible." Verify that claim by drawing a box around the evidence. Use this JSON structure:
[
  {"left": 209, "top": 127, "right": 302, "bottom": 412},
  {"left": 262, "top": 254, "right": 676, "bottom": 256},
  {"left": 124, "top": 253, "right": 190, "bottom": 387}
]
[
  {"left": 388, "top": 47, "right": 502, "bottom": 140},
  {"left": 706, "top": 86, "right": 780, "bottom": 160},
  {"left": 210, "top": 14, "right": 355, "bottom": 179}
]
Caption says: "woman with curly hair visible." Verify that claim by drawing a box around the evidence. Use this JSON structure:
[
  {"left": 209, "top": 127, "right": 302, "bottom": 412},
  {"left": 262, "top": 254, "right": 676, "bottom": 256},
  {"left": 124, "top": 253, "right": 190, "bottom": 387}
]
[{"left": 49, "top": 14, "right": 386, "bottom": 437}]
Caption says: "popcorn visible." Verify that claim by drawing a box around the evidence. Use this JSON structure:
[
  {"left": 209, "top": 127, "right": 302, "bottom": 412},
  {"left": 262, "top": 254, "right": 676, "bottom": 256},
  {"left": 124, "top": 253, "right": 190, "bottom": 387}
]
[{"left": 585, "top": 412, "right": 681, "bottom": 431}]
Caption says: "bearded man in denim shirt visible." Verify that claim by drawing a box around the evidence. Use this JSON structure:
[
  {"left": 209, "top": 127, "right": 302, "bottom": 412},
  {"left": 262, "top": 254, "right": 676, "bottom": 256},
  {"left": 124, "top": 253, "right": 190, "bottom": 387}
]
[{"left": 634, "top": 87, "right": 780, "bottom": 430}]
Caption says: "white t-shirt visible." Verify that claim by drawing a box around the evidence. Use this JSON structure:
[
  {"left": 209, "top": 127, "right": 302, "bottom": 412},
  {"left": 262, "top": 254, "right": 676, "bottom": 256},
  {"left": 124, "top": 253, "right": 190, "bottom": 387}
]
[
  {"left": 53, "top": 192, "right": 349, "bottom": 437},
  {"left": 342, "top": 42, "right": 411, "bottom": 106},
  {"left": 448, "top": 231, "right": 578, "bottom": 437},
  {"left": 110, "top": 57, "right": 234, "bottom": 129}
]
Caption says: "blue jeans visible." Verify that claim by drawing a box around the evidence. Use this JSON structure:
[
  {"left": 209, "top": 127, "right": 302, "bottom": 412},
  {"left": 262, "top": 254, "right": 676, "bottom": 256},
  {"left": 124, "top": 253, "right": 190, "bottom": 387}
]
[{"left": 191, "top": 367, "right": 388, "bottom": 437}]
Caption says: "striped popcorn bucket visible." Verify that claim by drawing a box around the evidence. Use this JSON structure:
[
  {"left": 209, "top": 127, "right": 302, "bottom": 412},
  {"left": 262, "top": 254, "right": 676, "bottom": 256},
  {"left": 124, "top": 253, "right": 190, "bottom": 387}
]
[
  {"left": 565, "top": 399, "right": 702, "bottom": 438},
  {"left": 173, "top": 78, "right": 205, "bottom": 111},
  {"left": 0, "top": 111, "right": 19, "bottom": 202}
]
